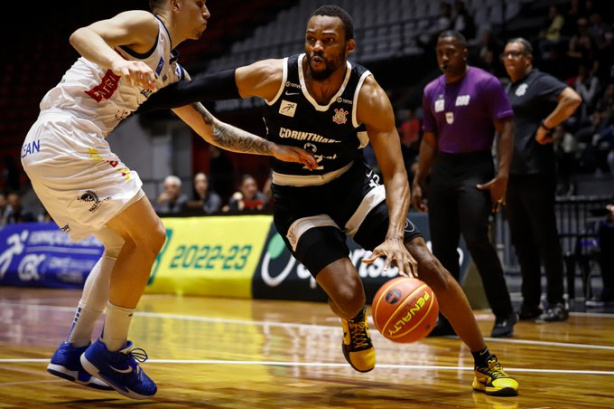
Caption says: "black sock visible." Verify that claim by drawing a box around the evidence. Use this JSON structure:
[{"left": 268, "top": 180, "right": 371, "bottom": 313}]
[
  {"left": 350, "top": 306, "right": 365, "bottom": 322},
  {"left": 472, "top": 347, "right": 492, "bottom": 367}
]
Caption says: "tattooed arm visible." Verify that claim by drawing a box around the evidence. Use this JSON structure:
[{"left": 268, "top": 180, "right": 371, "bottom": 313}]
[{"left": 171, "top": 102, "right": 317, "bottom": 169}]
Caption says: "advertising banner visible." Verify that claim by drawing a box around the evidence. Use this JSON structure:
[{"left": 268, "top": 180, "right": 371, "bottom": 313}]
[
  {"left": 145, "top": 215, "right": 272, "bottom": 297},
  {"left": 0, "top": 222, "right": 103, "bottom": 288},
  {"left": 252, "top": 213, "right": 471, "bottom": 303}
]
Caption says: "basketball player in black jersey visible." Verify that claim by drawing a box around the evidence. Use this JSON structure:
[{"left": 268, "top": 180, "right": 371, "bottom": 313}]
[{"left": 140, "top": 5, "right": 518, "bottom": 397}]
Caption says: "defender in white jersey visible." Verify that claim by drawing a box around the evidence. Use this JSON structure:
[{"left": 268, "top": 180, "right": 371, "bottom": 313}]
[
  {"left": 140, "top": 5, "right": 519, "bottom": 397},
  {"left": 22, "top": 0, "right": 316, "bottom": 400}
]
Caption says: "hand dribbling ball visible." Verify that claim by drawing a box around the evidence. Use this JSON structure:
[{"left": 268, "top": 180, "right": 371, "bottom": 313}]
[{"left": 371, "top": 277, "right": 439, "bottom": 343}]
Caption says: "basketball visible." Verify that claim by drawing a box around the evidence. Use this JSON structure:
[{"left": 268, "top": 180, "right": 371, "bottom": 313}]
[{"left": 371, "top": 277, "right": 439, "bottom": 343}]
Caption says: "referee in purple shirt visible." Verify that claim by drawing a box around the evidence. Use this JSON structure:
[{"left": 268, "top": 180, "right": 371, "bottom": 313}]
[{"left": 412, "top": 30, "right": 517, "bottom": 338}]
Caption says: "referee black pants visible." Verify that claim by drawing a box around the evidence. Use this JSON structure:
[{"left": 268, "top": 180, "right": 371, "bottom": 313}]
[
  {"left": 506, "top": 173, "right": 565, "bottom": 308},
  {"left": 427, "top": 151, "right": 514, "bottom": 318}
]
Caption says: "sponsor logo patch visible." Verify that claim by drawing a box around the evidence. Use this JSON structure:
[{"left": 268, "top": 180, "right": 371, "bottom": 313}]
[{"left": 279, "top": 100, "right": 297, "bottom": 117}]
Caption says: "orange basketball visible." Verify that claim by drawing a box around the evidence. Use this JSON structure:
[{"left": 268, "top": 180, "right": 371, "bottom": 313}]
[{"left": 371, "top": 277, "right": 439, "bottom": 343}]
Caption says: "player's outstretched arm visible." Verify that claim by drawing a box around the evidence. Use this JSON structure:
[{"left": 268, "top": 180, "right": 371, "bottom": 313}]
[
  {"left": 172, "top": 102, "right": 317, "bottom": 170},
  {"left": 137, "top": 59, "right": 283, "bottom": 112}
]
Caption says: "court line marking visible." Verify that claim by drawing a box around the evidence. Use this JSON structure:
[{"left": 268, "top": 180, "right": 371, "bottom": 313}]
[
  {"left": 1, "top": 358, "right": 613, "bottom": 376},
  {"left": 3, "top": 302, "right": 614, "bottom": 352}
]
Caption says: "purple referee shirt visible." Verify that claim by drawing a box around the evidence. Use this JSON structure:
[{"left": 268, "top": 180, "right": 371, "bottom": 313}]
[{"left": 422, "top": 66, "right": 513, "bottom": 154}]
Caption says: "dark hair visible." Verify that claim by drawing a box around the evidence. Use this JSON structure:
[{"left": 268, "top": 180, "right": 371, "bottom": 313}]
[
  {"left": 506, "top": 37, "right": 533, "bottom": 55},
  {"left": 438, "top": 30, "right": 467, "bottom": 47},
  {"left": 310, "top": 5, "right": 354, "bottom": 40}
]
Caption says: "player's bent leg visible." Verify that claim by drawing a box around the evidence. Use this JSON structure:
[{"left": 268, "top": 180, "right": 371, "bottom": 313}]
[
  {"left": 47, "top": 227, "right": 127, "bottom": 391},
  {"left": 105, "top": 196, "right": 166, "bottom": 308},
  {"left": 317, "top": 258, "right": 375, "bottom": 373},
  {"left": 405, "top": 237, "right": 518, "bottom": 396},
  {"left": 82, "top": 196, "right": 165, "bottom": 399},
  {"left": 405, "top": 237, "right": 486, "bottom": 350}
]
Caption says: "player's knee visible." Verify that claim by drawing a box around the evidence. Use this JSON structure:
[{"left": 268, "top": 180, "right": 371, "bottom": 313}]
[
  {"left": 148, "top": 222, "right": 167, "bottom": 254},
  {"left": 417, "top": 255, "right": 451, "bottom": 292},
  {"left": 132, "top": 219, "right": 166, "bottom": 258}
]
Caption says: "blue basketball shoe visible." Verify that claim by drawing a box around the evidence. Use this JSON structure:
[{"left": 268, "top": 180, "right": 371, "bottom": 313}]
[
  {"left": 80, "top": 340, "right": 157, "bottom": 400},
  {"left": 47, "top": 342, "right": 113, "bottom": 391}
]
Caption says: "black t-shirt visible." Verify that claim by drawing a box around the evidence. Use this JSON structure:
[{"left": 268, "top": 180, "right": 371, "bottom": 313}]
[{"left": 506, "top": 69, "right": 567, "bottom": 175}]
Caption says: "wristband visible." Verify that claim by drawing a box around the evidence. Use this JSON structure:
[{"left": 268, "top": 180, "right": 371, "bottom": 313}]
[{"left": 540, "top": 120, "right": 553, "bottom": 132}]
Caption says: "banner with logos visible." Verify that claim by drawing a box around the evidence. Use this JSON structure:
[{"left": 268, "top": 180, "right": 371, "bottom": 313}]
[
  {"left": 0, "top": 214, "right": 471, "bottom": 302},
  {"left": 0, "top": 222, "right": 103, "bottom": 288},
  {"left": 251, "top": 213, "right": 471, "bottom": 303}
]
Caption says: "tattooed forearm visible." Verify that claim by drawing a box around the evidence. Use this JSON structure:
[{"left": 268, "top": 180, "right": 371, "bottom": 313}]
[
  {"left": 195, "top": 103, "right": 273, "bottom": 155},
  {"left": 211, "top": 121, "right": 273, "bottom": 155}
]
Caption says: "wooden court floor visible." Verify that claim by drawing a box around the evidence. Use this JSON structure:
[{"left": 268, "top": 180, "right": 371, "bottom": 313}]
[{"left": 1, "top": 287, "right": 613, "bottom": 408}]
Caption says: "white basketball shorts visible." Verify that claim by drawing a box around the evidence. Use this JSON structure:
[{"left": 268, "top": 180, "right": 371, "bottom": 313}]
[{"left": 21, "top": 110, "right": 144, "bottom": 242}]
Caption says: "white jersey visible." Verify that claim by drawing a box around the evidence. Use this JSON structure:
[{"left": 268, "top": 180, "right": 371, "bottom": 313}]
[
  {"left": 39, "top": 16, "right": 184, "bottom": 137},
  {"left": 22, "top": 15, "right": 185, "bottom": 242}
]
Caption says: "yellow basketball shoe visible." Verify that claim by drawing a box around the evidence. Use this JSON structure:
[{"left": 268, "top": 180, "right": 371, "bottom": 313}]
[
  {"left": 473, "top": 355, "right": 519, "bottom": 396},
  {"left": 341, "top": 307, "right": 375, "bottom": 373}
]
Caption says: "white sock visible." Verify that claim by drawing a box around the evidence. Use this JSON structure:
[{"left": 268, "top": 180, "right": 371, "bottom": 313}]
[
  {"left": 66, "top": 256, "right": 113, "bottom": 347},
  {"left": 101, "top": 302, "right": 135, "bottom": 351}
]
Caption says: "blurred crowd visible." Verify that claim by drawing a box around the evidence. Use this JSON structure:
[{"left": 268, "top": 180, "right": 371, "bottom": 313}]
[{"left": 153, "top": 170, "right": 272, "bottom": 217}]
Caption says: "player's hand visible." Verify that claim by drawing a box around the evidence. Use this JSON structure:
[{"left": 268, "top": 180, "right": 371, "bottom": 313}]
[
  {"left": 412, "top": 183, "right": 428, "bottom": 213},
  {"left": 361, "top": 238, "right": 418, "bottom": 278},
  {"left": 270, "top": 145, "right": 318, "bottom": 170},
  {"left": 535, "top": 126, "right": 554, "bottom": 145},
  {"left": 476, "top": 176, "right": 507, "bottom": 213},
  {"left": 111, "top": 60, "right": 157, "bottom": 91}
]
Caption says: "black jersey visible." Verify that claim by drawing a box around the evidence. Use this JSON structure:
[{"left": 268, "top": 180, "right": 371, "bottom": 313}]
[{"left": 263, "top": 53, "right": 372, "bottom": 182}]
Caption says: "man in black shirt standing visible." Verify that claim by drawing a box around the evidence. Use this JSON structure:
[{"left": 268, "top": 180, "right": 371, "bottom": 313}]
[{"left": 502, "top": 38, "right": 582, "bottom": 322}]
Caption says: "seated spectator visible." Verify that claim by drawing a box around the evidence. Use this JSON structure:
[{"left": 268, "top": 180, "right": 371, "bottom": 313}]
[
  {"left": 418, "top": 2, "right": 452, "bottom": 49},
  {"left": 474, "top": 29, "right": 505, "bottom": 78},
  {"left": 452, "top": 0, "right": 475, "bottom": 41},
  {"left": 587, "top": 12, "right": 614, "bottom": 53},
  {"left": 561, "top": 0, "right": 584, "bottom": 38},
  {"left": 587, "top": 202, "right": 614, "bottom": 306},
  {"left": 397, "top": 107, "right": 421, "bottom": 183},
  {"left": 595, "top": 81, "right": 614, "bottom": 115},
  {"left": 4, "top": 192, "right": 36, "bottom": 224},
  {"left": 209, "top": 145, "right": 235, "bottom": 202},
  {"left": 538, "top": 5, "right": 566, "bottom": 60},
  {"left": 223, "top": 174, "right": 268, "bottom": 213},
  {"left": 574, "top": 62, "right": 601, "bottom": 123},
  {"left": 567, "top": 18, "right": 598, "bottom": 62},
  {"left": 553, "top": 124, "right": 580, "bottom": 195},
  {"left": 262, "top": 171, "right": 274, "bottom": 208},
  {"left": 2, "top": 156, "right": 21, "bottom": 194},
  {"left": 156, "top": 175, "right": 189, "bottom": 215},
  {"left": 575, "top": 103, "right": 613, "bottom": 173},
  {"left": 189, "top": 172, "right": 222, "bottom": 214},
  {"left": 587, "top": 12, "right": 614, "bottom": 80},
  {"left": 0, "top": 192, "right": 10, "bottom": 226},
  {"left": 398, "top": 107, "right": 421, "bottom": 148}
]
